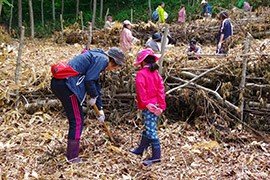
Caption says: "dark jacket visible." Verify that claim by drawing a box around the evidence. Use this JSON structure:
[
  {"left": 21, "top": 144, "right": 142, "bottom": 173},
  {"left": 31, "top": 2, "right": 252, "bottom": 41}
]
[{"left": 66, "top": 49, "right": 109, "bottom": 109}]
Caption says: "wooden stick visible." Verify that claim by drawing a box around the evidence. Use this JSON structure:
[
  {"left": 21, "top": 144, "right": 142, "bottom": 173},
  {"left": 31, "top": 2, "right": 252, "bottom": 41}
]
[
  {"left": 158, "top": 24, "right": 169, "bottom": 74},
  {"left": 239, "top": 34, "right": 251, "bottom": 121},
  {"left": 80, "top": 11, "right": 84, "bottom": 31},
  {"left": 104, "top": 8, "right": 109, "bottom": 25},
  {"left": 15, "top": 26, "right": 25, "bottom": 107},
  {"left": 93, "top": 104, "right": 116, "bottom": 144},
  {"left": 130, "top": 8, "right": 133, "bottom": 23}
]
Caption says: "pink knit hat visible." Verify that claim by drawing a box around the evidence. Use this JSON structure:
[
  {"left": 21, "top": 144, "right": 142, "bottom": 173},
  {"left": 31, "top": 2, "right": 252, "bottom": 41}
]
[{"left": 134, "top": 48, "right": 160, "bottom": 66}]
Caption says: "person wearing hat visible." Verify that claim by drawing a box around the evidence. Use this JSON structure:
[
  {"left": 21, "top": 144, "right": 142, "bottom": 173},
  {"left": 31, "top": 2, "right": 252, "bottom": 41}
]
[
  {"left": 201, "top": 0, "right": 212, "bottom": 18},
  {"left": 130, "top": 48, "right": 166, "bottom": 166},
  {"left": 120, "top": 20, "right": 139, "bottom": 53},
  {"left": 104, "top": 15, "right": 115, "bottom": 29},
  {"left": 50, "top": 47, "right": 125, "bottom": 163},
  {"left": 187, "top": 38, "right": 202, "bottom": 60},
  {"left": 216, "top": 11, "right": 233, "bottom": 54},
  {"left": 145, "top": 32, "right": 162, "bottom": 52},
  {"left": 178, "top": 5, "right": 186, "bottom": 24}
]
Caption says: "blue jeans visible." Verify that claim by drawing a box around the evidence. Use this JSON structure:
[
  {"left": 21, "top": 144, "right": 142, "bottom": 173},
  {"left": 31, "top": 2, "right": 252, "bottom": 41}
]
[{"left": 142, "top": 110, "right": 159, "bottom": 140}]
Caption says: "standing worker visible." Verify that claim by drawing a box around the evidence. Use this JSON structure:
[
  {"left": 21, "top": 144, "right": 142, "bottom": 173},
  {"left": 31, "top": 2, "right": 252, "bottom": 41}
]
[
  {"left": 120, "top": 20, "right": 139, "bottom": 53},
  {"left": 130, "top": 48, "right": 166, "bottom": 166},
  {"left": 178, "top": 5, "right": 186, "bottom": 24},
  {"left": 216, "top": 11, "right": 233, "bottom": 54},
  {"left": 50, "top": 47, "right": 125, "bottom": 163},
  {"left": 157, "top": 2, "right": 168, "bottom": 23},
  {"left": 201, "top": 0, "right": 212, "bottom": 18}
]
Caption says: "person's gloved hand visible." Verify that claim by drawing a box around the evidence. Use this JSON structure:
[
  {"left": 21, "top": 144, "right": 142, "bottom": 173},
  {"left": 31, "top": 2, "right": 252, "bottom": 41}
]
[
  {"left": 217, "top": 42, "right": 222, "bottom": 50},
  {"left": 146, "top": 103, "right": 158, "bottom": 113},
  {"left": 89, "top": 96, "right": 98, "bottom": 106},
  {"left": 97, "top": 110, "right": 105, "bottom": 123},
  {"left": 153, "top": 108, "right": 163, "bottom": 116}
]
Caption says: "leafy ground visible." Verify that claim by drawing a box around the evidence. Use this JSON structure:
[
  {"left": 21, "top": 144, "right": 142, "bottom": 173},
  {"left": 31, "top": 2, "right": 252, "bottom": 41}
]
[{"left": 0, "top": 39, "right": 270, "bottom": 179}]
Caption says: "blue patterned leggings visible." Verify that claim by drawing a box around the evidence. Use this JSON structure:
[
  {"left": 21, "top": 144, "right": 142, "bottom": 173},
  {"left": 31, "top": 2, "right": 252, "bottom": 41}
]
[{"left": 142, "top": 110, "right": 159, "bottom": 140}]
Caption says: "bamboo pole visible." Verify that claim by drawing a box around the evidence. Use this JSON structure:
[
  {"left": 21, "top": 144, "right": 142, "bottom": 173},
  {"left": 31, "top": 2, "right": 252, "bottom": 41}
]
[
  {"left": 60, "top": 14, "right": 64, "bottom": 41},
  {"left": 92, "top": 0, "right": 97, "bottom": 29},
  {"left": 87, "top": 22, "right": 92, "bottom": 49},
  {"left": 52, "top": 0, "right": 55, "bottom": 27},
  {"left": 41, "top": 0, "right": 44, "bottom": 27},
  {"left": 158, "top": 25, "right": 169, "bottom": 74},
  {"left": 239, "top": 34, "right": 251, "bottom": 121},
  {"left": 130, "top": 8, "right": 133, "bottom": 23},
  {"left": 80, "top": 11, "right": 84, "bottom": 31},
  {"left": 15, "top": 26, "right": 25, "bottom": 106},
  {"left": 100, "top": 0, "right": 103, "bottom": 19},
  {"left": 29, "top": 0, "right": 34, "bottom": 38},
  {"left": 104, "top": 8, "right": 109, "bottom": 25},
  {"left": 9, "top": 0, "right": 14, "bottom": 34},
  {"left": 148, "top": 0, "right": 152, "bottom": 20}
]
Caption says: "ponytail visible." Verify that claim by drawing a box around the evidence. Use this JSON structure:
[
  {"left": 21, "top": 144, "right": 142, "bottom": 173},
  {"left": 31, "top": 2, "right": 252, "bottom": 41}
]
[{"left": 144, "top": 55, "right": 159, "bottom": 72}]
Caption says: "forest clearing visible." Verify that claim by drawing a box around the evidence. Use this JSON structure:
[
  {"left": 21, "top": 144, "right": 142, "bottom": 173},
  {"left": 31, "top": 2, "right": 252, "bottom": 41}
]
[{"left": 1, "top": 0, "right": 270, "bottom": 179}]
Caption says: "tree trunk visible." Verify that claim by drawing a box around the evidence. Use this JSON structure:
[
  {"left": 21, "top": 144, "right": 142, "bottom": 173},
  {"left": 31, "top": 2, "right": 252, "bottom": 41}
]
[
  {"left": 18, "top": 0, "right": 22, "bottom": 28},
  {"left": 52, "top": 0, "right": 55, "bottom": 26},
  {"left": 9, "top": 0, "right": 14, "bottom": 33},
  {"left": 100, "top": 0, "right": 103, "bottom": 19},
  {"left": 15, "top": 26, "right": 25, "bottom": 106},
  {"left": 158, "top": 25, "right": 169, "bottom": 74},
  {"left": 76, "top": 0, "right": 79, "bottom": 19},
  {"left": 0, "top": 2, "right": 2, "bottom": 16},
  {"left": 61, "top": 0, "right": 64, "bottom": 15},
  {"left": 92, "top": 0, "right": 97, "bottom": 28},
  {"left": 239, "top": 35, "right": 251, "bottom": 121},
  {"left": 29, "top": 0, "right": 34, "bottom": 38},
  {"left": 148, "top": 0, "right": 152, "bottom": 20},
  {"left": 41, "top": 0, "right": 44, "bottom": 27}
]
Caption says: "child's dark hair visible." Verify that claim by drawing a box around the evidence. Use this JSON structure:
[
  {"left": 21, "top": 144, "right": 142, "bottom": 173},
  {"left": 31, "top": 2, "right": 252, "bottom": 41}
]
[{"left": 144, "top": 55, "right": 159, "bottom": 72}]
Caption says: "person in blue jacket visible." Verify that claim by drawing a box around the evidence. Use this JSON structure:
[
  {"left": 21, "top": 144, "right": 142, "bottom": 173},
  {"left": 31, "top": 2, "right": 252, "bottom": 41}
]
[
  {"left": 216, "top": 11, "right": 233, "bottom": 54},
  {"left": 50, "top": 47, "right": 125, "bottom": 163},
  {"left": 201, "top": 0, "right": 212, "bottom": 18}
]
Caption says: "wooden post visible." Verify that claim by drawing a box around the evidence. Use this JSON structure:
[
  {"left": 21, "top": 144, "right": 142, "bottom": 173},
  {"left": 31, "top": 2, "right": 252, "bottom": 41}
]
[
  {"left": 80, "top": 11, "right": 84, "bottom": 31},
  {"left": 0, "top": 2, "right": 2, "bottom": 16},
  {"left": 18, "top": 0, "right": 22, "bottom": 28},
  {"left": 87, "top": 22, "right": 92, "bottom": 49},
  {"left": 76, "top": 0, "right": 79, "bottom": 19},
  {"left": 104, "top": 8, "right": 109, "bottom": 25},
  {"left": 130, "top": 8, "right": 133, "bottom": 23},
  {"left": 100, "top": 0, "right": 103, "bottom": 19},
  {"left": 92, "top": 0, "right": 96, "bottom": 29},
  {"left": 29, "top": 0, "right": 34, "bottom": 38},
  {"left": 52, "top": 0, "right": 55, "bottom": 27},
  {"left": 61, "top": 0, "right": 64, "bottom": 15},
  {"left": 9, "top": 0, "right": 14, "bottom": 33},
  {"left": 15, "top": 26, "right": 25, "bottom": 106},
  {"left": 239, "top": 34, "right": 251, "bottom": 121},
  {"left": 41, "top": 0, "right": 44, "bottom": 27},
  {"left": 158, "top": 25, "right": 169, "bottom": 74},
  {"left": 148, "top": 0, "right": 152, "bottom": 20},
  {"left": 60, "top": 14, "right": 64, "bottom": 40}
]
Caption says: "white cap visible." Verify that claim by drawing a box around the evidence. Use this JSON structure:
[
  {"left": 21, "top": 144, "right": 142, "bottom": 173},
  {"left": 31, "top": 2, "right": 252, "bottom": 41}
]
[
  {"left": 123, "top": 20, "right": 132, "bottom": 25},
  {"left": 201, "top": 0, "right": 207, "bottom": 4}
]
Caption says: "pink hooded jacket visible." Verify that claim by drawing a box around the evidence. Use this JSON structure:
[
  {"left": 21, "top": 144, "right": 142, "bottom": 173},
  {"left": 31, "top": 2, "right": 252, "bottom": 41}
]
[
  {"left": 120, "top": 28, "right": 134, "bottom": 52},
  {"left": 135, "top": 66, "right": 166, "bottom": 111}
]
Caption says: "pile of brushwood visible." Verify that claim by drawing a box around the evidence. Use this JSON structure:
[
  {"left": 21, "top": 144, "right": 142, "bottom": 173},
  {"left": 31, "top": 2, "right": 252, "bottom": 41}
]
[{"left": 54, "top": 7, "right": 270, "bottom": 46}]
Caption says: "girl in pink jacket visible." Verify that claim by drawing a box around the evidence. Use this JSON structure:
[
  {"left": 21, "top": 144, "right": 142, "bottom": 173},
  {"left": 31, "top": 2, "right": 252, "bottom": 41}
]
[
  {"left": 120, "top": 20, "right": 138, "bottom": 53},
  {"left": 130, "top": 48, "right": 166, "bottom": 166}
]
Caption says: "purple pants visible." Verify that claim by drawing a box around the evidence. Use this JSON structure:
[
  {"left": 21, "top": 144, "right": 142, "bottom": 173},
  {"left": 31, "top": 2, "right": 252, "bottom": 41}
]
[{"left": 51, "top": 78, "right": 84, "bottom": 140}]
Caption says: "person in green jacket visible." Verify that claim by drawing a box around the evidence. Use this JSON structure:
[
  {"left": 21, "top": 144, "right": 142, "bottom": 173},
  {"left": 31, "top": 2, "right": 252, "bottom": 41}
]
[
  {"left": 157, "top": 2, "right": 167, "bottom": 23},
  {"left": 236, "top": 0, "right": 245, "bottom": 8}
]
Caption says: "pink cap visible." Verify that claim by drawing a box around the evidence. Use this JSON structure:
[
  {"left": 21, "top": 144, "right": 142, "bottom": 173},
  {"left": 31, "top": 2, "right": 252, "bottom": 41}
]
[{"left": 134, "top": 48, "right": 160, "bottom": 66}]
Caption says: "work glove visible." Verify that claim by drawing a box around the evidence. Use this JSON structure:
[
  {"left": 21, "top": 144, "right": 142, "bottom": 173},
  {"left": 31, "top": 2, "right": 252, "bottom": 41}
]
[
  {"left": 89, "top": 96, "right": 98, "bottom": 106},
  {"left": 97, "top": 110, "right": 105, "bottom": 123},
  {"left": 153, "top": 108, "right": 163, "bottom": 116},
  {"left": 217, "top": 42, "right": 222, "bottom": 50},
  {"left": 146, "top": 103, "right": 158, "bottom": 114}
]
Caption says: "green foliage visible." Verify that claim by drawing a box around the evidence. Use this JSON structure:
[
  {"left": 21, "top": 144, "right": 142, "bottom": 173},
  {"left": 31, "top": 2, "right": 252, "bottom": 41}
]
[
  {"left": 0, "top": 0, "right": 13, "bottom": 7},
  {"left": 0, "top": 0, "right": 269, "bottom": 38}
]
